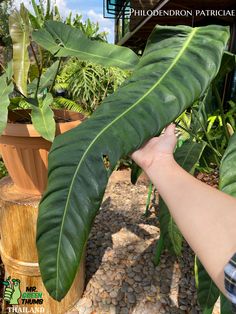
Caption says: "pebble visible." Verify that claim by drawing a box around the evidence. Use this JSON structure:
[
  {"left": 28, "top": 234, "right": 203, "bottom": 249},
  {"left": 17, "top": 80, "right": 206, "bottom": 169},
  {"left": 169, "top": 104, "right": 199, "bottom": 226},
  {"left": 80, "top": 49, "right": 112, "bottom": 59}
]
[
  {"left": 127, "top": 292, "right": 136, "bottom": 304},
  {"left": 133, "top": 275, "right": 142, "bottom": 282},
  {"left": 111, "top": 299, "right": 118, "bottom": 306},
  {"left": 127, "top": 271, "right": 135, "bottom": 278},
  {"left": 109, "top": 290, "right": 118, "bottom": 298}
]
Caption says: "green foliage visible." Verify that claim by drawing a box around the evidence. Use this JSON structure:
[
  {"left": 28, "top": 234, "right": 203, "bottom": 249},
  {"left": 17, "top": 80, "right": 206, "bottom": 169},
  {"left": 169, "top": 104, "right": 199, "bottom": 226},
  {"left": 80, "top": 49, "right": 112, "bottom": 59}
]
[
  {"left": 29, "top": 0, "right": 62, "bottom": 29},
  {"left": 71, "top": 17, "right": 108, "bottom": 42},
  {"left": 131, "top": 162, "right": 142, "bottom": 184},
  {"left": 219, "top": 132, "right": 236, "bottom": 196},
  {"left": 220, "top": 293, "right": 234, "bottom": 314},
  {"left": 153, "top": 233, "right": 164, "bottom": 266},
  {"left": 28, "top": 60, "right": 60, "bottom": 96},
  {"left": 0, "top": 0, "right": 13, "bottom": 47},
  {"left": 53, "top": 97, "right": 89, "bottom": 116},
  {"left": 32, "top": 21, "right": 139, "bottom": 70},
  {"left": 195, "top": 257, "right": 220, "bottom": 314},
  {"left": 159, "top": 199, "right": 183, "bottom": 256},
  {"left": 27, "top": 93, "right": 55, "bottom": 142},
  {"left": 64, "top": 12, "right": 108, "bottom": 42},
  {"left": 214, "top": 52, "right": 236, "bottom": 83},
  {"left": 55, "top": 58, "right": 129, "bottom": 114},
  {"left": 36, "top": 24, "right": 229, "bottom": 301},
  {"left": 176, "top": 97, "right": 236, "bottom": 172},
  {"left": 176, "top": 51, "right": 236, "bottom": 174},
  {"left": 9, "top": 3, "right": 30, "bottom": 96},
  {"left": 0, "top": 73, "right": 14, "bottom": 134}
]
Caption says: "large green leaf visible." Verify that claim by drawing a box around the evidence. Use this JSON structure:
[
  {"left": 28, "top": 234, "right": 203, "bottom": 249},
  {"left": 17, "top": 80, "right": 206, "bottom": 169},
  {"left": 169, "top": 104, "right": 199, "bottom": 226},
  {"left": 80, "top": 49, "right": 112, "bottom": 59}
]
[
  {"left": 32, "top": 21, "right": 139, "bottom": 70},
  {"left": 159, "top": 199, "right": 183, "bottom": 256},
  {"left": 219, "top": 134, "right": 236, "bottom": 314},
  {"left": 131, "top": 162, "right": 143, "bottom": 185},
  {"left": 28, "top": 61, "right": 60, "bottom": 95},
  {"left": 153, "top": 232, "right": 164, "bottom": 266},
  {"left": 219, "top": 133, "right": 236, "bottom": 196},
  {"left": 218, "top": 118, "right": 236, "bottom": 314},
  {"left": 220, "top": 293, "right": 234, "bottom": 314},
  {"left": 27, "top": 93, "right": 55, "bottom": 142},
  {"left": 159, "top": 140, "right": 206, "bottom": 255},
  {"left": 6, "top": 61, "right": 13, "bottom": 82},
  {"left": 214, "top": 51, "right": 236, "bottom": 83},
  {"left": 37, "top": 25, "right": 229, "bottom": 300},
  {"left": 195, "top": 257, "right": 220, "bottom": 314},
  {"left": 0, "top": 74, "right": 14, "bottom": 135},
  {"left": 9, "top": 3, "right": 30, "bottom": 96}
]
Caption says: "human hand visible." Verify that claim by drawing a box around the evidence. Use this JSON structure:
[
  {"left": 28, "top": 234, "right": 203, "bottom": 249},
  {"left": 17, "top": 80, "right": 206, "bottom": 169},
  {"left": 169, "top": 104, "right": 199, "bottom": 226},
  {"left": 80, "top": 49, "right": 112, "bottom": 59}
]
[{"left": 131, "top": 124, "right": 177, "bottom": 172}]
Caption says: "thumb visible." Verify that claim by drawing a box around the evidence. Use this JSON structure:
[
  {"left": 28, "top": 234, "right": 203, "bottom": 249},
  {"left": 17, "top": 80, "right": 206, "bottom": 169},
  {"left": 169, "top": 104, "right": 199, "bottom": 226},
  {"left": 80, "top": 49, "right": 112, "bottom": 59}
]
[{"left": 164, "top": 123, "right": 176, "bottom": 136}]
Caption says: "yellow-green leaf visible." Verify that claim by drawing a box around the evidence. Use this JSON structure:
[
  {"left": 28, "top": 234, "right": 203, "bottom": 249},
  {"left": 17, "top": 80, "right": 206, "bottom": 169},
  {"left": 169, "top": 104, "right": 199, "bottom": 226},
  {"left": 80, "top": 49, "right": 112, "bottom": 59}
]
[{"left": 9, "top": 3, "right": 30, "bottom": 96}]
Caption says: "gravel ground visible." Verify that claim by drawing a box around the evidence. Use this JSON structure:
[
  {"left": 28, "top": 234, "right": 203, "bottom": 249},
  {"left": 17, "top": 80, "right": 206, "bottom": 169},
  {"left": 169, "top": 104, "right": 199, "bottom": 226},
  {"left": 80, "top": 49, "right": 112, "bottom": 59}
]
[
  {"left": 0, "top": 169, "right": 220, "bottom": 314},
  {"left": 69, "top": 169, "right": 220, "bottom": 314}
]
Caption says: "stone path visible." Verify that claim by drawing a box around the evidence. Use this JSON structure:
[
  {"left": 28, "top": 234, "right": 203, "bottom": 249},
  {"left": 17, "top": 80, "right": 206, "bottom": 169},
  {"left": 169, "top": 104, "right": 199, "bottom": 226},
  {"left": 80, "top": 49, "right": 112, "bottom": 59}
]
[{"left": 68, "top": 170, "right": 220, "bottom": 314}]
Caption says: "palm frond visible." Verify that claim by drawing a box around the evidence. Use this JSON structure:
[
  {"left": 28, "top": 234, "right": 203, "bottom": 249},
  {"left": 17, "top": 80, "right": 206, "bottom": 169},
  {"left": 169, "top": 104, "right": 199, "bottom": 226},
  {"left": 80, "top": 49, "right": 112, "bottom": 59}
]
[{"left": 53, "top": 97, "right": 89, "bottom": 116}]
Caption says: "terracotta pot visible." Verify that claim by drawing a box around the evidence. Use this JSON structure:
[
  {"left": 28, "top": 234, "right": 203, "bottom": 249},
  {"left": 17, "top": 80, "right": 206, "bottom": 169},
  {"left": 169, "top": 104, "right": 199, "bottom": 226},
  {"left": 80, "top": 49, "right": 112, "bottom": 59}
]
[{"left": 0, "top": 109, "right": 85, "bottom": 195}]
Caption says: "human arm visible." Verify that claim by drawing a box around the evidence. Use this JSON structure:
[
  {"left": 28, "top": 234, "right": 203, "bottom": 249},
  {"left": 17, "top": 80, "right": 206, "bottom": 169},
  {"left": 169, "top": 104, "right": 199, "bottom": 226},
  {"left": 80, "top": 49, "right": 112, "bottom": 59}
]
[{"left": 131, "top": 124, "right": 236, "bottom": 296}]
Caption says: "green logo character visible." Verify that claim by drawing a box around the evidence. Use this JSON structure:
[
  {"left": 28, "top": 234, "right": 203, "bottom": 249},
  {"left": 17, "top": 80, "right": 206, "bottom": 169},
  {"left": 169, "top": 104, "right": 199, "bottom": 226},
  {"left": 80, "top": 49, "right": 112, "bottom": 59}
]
[{"left": 2, "top": 277, "right": 21, "bottom": 305}]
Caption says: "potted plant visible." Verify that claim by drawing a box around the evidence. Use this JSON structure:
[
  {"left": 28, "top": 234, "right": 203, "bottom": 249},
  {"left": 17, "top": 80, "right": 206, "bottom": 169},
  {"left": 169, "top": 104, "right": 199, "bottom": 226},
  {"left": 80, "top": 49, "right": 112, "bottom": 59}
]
[
  {"left": 0, "top": 4, "right": 137, "bottom": 195},
  {"left": 30, "top": 20, "right": 233, "bottom": 306},
  {"left": 0, "top": 4, "right": 85, "bottom": 195}
]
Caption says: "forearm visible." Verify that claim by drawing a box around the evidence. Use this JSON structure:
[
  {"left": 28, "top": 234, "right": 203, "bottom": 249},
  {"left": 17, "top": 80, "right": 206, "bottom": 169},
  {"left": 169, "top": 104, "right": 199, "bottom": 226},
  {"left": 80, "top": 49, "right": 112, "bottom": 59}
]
[{"left": 145, "top": 156, "right": 236, "bottom": 294}]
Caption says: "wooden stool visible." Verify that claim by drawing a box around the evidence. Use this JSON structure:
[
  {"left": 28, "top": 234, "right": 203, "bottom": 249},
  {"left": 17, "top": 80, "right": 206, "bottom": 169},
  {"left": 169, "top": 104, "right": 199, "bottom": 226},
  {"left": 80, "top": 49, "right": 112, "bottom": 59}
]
[{"left": 0, "top": 177, "right": 85, "bottom": 314}]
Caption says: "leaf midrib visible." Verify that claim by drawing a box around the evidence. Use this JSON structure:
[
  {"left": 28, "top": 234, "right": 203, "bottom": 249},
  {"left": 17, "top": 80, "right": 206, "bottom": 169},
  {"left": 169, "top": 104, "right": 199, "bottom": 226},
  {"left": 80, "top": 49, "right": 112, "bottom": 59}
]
[
  {"left": 47, "top": 28, "right": 136, "bottom": 68},
  {"left": 55, "top": 27, "right": 198, "bottom": 298},
  {"left": 39, "top": 107, "right": 51, "bottom": 141},
  {"left": 12, "top": 17, "right": 29, "bottom": 95},
  {"left": 58, "top": 46, "right": 133, "bottom": 67}
]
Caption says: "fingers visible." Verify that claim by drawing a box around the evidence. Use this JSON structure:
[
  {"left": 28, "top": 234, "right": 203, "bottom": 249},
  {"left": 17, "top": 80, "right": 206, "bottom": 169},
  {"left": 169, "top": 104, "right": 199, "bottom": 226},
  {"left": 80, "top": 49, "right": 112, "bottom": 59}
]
[{"left": 164, "top": 123, "right": 176, "bottom": 136}]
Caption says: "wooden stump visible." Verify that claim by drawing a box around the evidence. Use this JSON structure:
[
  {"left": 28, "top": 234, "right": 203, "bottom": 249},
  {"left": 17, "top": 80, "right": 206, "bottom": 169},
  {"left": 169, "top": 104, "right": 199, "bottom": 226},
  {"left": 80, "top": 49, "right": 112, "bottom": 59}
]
[{"left": 0, "top": 177, "right": 85, "bottom": 314}]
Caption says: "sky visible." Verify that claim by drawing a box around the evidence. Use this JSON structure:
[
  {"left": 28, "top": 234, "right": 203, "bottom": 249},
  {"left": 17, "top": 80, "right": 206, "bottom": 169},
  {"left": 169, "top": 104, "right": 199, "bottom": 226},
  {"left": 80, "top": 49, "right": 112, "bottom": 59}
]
[{"left": 13, "top": 0, "right": 114, "bottom": 42}]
